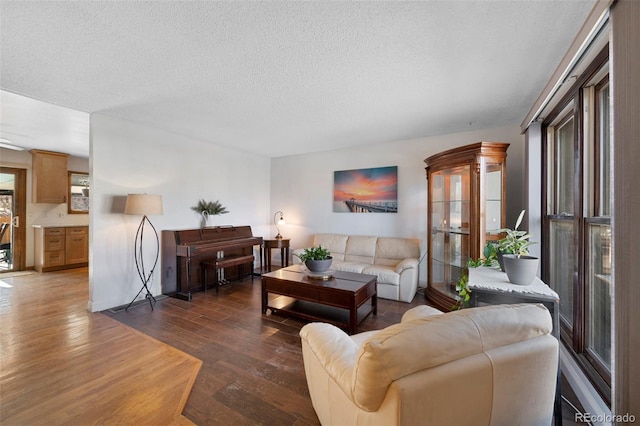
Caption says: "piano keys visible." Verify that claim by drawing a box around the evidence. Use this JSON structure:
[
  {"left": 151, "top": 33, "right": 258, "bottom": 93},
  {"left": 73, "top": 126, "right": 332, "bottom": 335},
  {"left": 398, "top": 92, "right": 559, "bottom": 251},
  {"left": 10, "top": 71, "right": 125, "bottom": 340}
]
[{"left": 161, "top": 225, "right": 263, "bottom": 300}]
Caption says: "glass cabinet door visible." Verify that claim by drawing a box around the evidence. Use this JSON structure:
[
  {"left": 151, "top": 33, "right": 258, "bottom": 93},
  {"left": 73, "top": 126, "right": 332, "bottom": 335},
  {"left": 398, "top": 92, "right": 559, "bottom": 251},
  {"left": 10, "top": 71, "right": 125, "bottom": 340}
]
[
  {"left": 430, "top": 173, "right": 445, "bottom": 284},
  {"left": 484, "top": 163, "right": 504, "bottom": 251},
  {"left": 430, "top": 165, "right": 470, "bottom": 287},
  {"left": 485, "top": 163, "right": 502, "bottom": 233}
]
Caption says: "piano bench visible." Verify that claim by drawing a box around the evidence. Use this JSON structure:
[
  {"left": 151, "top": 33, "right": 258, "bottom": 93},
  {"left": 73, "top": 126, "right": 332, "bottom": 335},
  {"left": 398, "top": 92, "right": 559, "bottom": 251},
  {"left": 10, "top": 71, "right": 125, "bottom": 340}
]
[{"left": 201, "top": 255, "right": 255, "bottom": 293}]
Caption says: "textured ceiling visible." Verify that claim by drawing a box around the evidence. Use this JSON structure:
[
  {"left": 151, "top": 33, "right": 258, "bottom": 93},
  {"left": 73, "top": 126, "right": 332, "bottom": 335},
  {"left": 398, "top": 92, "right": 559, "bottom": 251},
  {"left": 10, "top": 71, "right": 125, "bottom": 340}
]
[{"left": 0, "top": 1, "right": 596, "bottom": 159}]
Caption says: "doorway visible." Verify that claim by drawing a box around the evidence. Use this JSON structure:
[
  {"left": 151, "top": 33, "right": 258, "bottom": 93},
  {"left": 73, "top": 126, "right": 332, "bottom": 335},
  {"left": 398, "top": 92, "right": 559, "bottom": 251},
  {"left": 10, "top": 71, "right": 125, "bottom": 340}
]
[{"left": 0, "top": 167, "right": 26, "bottom": 272}]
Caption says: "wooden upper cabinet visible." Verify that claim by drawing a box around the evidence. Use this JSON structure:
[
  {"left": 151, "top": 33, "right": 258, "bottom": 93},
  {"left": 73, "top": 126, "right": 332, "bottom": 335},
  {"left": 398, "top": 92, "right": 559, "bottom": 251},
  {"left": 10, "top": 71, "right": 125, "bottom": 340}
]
[{"left": 30, "top": 150, "right": 69, "bottom": 203}]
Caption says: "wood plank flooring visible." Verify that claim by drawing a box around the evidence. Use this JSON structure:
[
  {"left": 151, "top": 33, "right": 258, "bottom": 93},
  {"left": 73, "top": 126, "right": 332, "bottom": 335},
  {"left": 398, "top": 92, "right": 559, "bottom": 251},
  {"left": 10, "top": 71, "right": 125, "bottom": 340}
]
[
  {"left": 105, "top": 272, "right": 426, "bottom": 425},
  {"left": 1, "top": 268, "right": 582, "bottom": 425},
  {"left": 0, "top": 268, "right": 201, "bottom": 425}
]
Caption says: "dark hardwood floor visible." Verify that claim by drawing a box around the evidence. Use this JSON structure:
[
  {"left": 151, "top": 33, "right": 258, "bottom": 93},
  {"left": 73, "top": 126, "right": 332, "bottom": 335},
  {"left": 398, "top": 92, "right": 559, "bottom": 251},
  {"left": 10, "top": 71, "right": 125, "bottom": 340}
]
[{"left": 105, "top": 272, "right": 425, "bottom": 425}]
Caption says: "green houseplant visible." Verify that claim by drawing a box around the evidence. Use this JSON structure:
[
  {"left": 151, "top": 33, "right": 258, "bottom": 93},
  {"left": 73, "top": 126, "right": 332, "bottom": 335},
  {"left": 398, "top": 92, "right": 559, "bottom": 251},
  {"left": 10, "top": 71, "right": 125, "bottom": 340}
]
[
  {"left": 296, "top": 245, "right": 333, "bottom": 273},
  {"left": 498, "top": 210, "right": 539, "bottom": 285},
  {"left": 497, "top": 209, "right": 533, "bottom": 258},
  {"left": 454, "top": 267, "right": 471, "bottom": 310},
  {"left": 453, "top": 245, "right": 499, "bottom": 310},
  {"left": 191, "top": 199, "right": 229, "bottom": 228}
]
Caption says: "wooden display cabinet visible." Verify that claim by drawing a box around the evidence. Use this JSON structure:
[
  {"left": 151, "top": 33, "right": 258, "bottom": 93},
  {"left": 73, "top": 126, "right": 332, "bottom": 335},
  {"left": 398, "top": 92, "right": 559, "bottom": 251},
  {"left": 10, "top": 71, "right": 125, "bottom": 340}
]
[{"left": 424, "top": 142, "right": 509, "bottom": 311}]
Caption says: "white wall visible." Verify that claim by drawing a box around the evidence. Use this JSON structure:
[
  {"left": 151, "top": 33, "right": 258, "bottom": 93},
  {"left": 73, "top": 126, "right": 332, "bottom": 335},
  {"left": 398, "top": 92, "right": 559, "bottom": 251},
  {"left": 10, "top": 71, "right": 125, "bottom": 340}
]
[
  {"left": 271, "top": 125, "right": 525, "bottom": 286},
  {"left": 89, "top": 114, "right": 271, "bottom": 312},
  {"left": 0, "top": 148, "right": 89, "bottom": 267}
]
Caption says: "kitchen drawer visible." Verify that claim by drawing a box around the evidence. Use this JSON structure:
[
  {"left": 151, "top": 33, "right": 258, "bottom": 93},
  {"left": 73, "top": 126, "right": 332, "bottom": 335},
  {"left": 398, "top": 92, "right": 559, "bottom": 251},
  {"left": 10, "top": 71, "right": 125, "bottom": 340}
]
[
  {"left": 45, "top": 250, "right": 66, "bottom": 267},
  {"left": 66, "top": 227, "right": 87, "bottom": 235},
  {"left": 44, "top": 235, "right": 65, "bottom": 251},
  {"left": 45, "top": 227, "right": 65, "bottom": 236}
]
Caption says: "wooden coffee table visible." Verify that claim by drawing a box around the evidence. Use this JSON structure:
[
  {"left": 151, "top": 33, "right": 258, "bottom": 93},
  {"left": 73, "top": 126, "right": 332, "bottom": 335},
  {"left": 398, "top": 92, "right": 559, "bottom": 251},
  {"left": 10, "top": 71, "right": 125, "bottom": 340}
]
[{"left": 261, "top": 265, "right": 377, "bottom": 334}]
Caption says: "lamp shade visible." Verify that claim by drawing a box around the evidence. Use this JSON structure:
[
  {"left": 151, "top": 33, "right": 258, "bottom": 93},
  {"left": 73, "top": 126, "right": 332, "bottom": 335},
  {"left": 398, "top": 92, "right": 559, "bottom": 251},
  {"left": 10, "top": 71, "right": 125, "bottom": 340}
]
[{"left": 124, "top": 194, "right": 163, "bottom": 216}]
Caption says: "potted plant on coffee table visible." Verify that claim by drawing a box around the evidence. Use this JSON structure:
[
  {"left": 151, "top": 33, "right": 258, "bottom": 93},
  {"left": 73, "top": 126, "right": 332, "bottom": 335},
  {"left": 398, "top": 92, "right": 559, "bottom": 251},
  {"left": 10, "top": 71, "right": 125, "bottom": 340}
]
[{"left": 296, "top": 245, "right": 333, "bottom": 273}]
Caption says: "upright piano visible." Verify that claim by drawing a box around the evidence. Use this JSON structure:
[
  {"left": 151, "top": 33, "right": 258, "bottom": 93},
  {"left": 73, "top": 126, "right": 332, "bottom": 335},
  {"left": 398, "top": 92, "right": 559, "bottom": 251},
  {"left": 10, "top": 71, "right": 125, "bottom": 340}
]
[{"left": 161, "top": 225, "right": 263, "bottom": 300}]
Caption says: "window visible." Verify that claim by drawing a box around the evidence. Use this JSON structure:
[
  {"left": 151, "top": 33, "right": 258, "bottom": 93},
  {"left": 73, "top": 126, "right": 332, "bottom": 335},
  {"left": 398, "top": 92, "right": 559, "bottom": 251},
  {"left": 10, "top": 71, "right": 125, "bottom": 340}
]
[
  {"left": 547, "top": 106, "right": 577, "bottom": 330},
  {"left": 585, "top": 76, "right": 611, "bottom": 381},
  {"left": 543, "top": 50, "right": 611, "bottom": 401}
]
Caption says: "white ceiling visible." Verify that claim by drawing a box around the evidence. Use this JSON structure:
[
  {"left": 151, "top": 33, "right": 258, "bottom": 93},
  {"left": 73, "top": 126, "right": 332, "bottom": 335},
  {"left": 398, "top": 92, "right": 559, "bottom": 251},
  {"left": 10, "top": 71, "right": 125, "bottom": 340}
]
[{"left": 0, "top": 1, "right": 596, "bottom": 159}]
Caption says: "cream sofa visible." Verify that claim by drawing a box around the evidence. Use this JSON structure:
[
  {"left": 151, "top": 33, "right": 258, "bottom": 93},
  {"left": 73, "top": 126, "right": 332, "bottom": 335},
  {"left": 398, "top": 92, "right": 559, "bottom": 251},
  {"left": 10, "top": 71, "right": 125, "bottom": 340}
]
[
  {"left": 293, "top": 233, "right": 421, "bottom": 303},
  {"left": 300, "top": 303, "right": 559, "bottom": 426}
]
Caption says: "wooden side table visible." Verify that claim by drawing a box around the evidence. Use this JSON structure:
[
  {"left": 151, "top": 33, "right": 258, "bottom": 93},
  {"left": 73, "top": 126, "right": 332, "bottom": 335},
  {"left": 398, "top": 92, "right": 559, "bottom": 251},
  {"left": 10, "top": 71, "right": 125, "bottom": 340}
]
[
  {"left": 468, "top": 267, "right": 561, "bottom": 426},
  {"left": 263, "top": 238, "right": 290, "bottom": 272}
]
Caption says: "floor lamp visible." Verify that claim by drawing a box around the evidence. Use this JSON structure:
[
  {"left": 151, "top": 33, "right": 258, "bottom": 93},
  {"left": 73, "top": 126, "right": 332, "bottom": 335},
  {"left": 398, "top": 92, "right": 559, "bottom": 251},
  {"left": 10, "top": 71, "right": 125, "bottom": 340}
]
[{"left": 124, "top": 194, "right": 163, "bottom": 311}]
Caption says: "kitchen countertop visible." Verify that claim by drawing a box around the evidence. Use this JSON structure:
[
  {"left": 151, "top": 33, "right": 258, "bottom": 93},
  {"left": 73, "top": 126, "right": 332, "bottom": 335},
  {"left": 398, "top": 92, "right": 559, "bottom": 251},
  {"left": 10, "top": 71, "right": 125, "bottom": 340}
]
[{"left": 32, "top": 224, "right": 89, "bottom": 228}]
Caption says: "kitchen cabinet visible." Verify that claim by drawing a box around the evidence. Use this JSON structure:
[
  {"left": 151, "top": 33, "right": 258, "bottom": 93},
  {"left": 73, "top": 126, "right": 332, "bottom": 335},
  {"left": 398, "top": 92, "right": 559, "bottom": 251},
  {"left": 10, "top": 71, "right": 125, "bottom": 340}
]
[
  {"left": 65, "top": 227, "right": 89, "bottom": 265},
  {"left": 30, "top": 150, "right": 69, "bottom": 204},
  {"left": 34, "top": 226, "right": 88, "bottom": 272}
]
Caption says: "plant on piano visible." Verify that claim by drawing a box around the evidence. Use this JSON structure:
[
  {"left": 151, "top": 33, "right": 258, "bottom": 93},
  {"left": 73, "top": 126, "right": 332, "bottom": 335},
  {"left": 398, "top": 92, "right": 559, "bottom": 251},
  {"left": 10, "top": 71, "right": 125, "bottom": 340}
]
[
  {"left": 191, "top": 199, "right": 229, "bottom": 227},
  {"left": 191, "top": 199, "right": 229, "bottom": 216}
]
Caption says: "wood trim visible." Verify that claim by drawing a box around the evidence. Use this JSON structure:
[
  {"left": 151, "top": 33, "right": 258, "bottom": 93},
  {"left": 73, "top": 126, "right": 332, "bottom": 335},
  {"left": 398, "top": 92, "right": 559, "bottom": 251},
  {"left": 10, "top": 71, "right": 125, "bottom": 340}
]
[
  {"left": 521, "top": 0, "right": 612, "bottom": 132},
  {"left": 611, "top": 0, "right": 640, "bottom": 417},
  {"left": 424, "top": 283, "right": 457, "bottom": 312},
  {"left": 67, "top": 170, "right": 89, "bottom": 215},
  {"left": 593, "top": 76, "right": 610, "bottom": 217},
  {"left": 0, "top": 166, "right": 26, "bottom": 271}
]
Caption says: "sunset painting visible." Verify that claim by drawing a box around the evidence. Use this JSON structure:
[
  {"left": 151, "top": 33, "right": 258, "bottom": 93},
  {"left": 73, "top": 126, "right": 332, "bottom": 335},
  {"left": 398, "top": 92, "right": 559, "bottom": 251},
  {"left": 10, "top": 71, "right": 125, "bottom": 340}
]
[{"left": 333, "top": 166, "right": 398, "bottom": 213}]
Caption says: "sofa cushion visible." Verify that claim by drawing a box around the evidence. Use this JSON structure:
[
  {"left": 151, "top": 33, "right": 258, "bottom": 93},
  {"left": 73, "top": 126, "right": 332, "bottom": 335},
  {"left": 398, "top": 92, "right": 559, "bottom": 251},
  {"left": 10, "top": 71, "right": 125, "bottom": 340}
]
[
  {"left": 374, "top": 237, "right": 421, "bottom": 266},
  {"left": 344, "top": 236, "right": 377, "bottom": 264},
  {"left": 314, "top": 233, "right": 348, "bottom": 261},
  {"left": 332, "top": 261, "right": 369, "bottom": 274},
  {"left": 297, "top": 233, "right": 421, "bottom": 302},
  {"left": 362, "top": 265, "right": 400, "bottom": 285},
  {"left": 351, "top": 304, "right": 552, "bottom": 411}
]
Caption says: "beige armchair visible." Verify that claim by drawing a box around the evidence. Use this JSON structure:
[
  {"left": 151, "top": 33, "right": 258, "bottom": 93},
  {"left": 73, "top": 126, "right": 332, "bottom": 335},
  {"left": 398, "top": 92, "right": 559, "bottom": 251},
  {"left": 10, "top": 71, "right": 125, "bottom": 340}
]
[{"left": 300, "top": 304, "right": 558, "bottom": 426}]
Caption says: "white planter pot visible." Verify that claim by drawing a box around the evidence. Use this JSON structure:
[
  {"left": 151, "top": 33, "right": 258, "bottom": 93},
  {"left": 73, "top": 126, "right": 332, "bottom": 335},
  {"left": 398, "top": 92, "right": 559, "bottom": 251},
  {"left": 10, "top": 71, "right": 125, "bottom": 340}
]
[{"left": 503, "top": 255, "right": 539, "bottom": 285}]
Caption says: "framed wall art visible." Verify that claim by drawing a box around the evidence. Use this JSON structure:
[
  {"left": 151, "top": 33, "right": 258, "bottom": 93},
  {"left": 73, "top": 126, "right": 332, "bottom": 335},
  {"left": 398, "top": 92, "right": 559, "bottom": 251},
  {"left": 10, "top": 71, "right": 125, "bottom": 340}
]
[{"left": 333, "top": 166, "right": 398, "bottom": 213}]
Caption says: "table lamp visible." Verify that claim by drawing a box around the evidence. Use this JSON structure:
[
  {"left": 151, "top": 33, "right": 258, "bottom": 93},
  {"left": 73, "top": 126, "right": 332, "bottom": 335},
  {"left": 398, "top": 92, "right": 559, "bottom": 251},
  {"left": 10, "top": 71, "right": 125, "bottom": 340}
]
[{"left": 273, "top": 210, "right": 285, "bottom": 239}]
